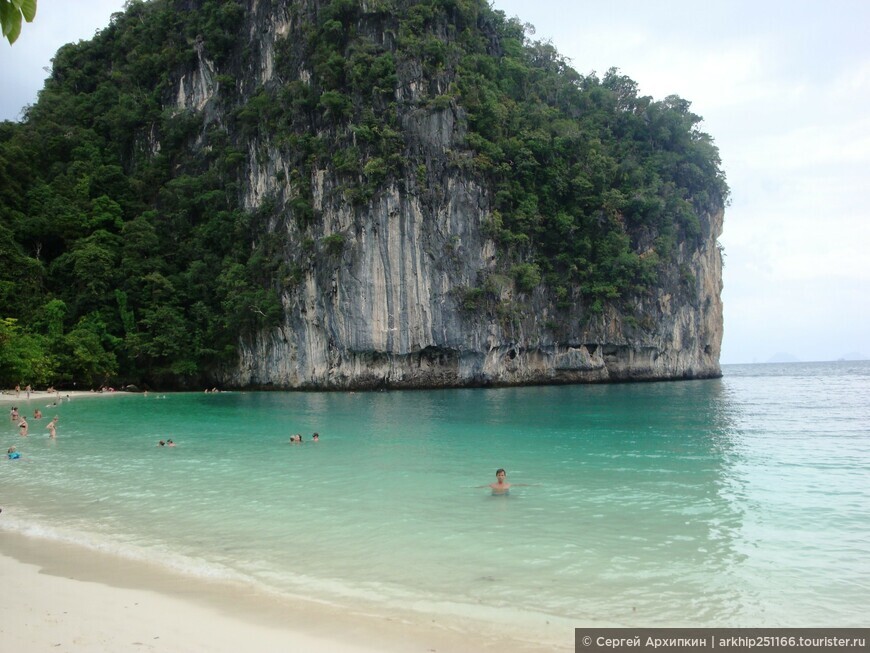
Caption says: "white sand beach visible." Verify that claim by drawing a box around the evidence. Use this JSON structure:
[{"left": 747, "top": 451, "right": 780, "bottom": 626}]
[
  {"left": 1, "top": 389, "right": 132, "bottom": 406},
  {"left": 0, "top": 528, "right": 546, "bottom": 653},
  {"left": 0, "top": 545, "right": 369, "bottom": 653}
]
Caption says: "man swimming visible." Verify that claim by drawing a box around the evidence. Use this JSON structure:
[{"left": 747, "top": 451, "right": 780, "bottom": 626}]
[
  {"left": 489, "top": 468, "right": 510, "bottom": 495},
  {"left": 482, "top": 468, "right": 533, "bottom": 495}
]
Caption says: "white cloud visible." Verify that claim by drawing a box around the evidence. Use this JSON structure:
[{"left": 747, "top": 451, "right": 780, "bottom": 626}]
[{"left": 608, "top": 39, "right": 770, "bottom": 110}]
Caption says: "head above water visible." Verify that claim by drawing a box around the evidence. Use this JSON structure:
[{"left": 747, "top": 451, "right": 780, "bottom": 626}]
[{"left": 495, "top": 468, "right": 506, "bottom": 479}]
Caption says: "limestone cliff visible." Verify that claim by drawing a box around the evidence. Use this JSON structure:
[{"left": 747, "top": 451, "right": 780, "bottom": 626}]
[{"left": 171, "top": 0, "right": 725, "bottom": 389}]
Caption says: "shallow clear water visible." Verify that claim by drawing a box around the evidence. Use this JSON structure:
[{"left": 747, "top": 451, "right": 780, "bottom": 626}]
[{"left": 2, "top": 361, "right": 868, "bottom": 644}]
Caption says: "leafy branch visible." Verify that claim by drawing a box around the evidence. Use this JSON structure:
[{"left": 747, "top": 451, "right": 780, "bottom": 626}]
[{"left": 0, "top": 0, "right": 37, "bottom": 45}]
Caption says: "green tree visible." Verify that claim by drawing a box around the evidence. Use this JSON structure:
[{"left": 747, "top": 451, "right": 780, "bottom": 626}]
[
  {"left": 58, "top": 317, "right": 118, "bottom": 387},
  {"left": 0, "top": 317, "right": 54, "bottom": 387}
]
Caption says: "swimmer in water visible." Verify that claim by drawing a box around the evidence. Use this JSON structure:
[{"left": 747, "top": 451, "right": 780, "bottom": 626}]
[
  {"left": 490, "top": 468, "right": 510, "bottom": 495},
  {"left": 7, "top": 446, "right": 20, "bottom": 460},
  {"left": 18, "top": 416, "right": 28, "bottom": 437},
  {"left": 481, "top": 468, "right": 532, "bottom": 495},
  {"left": 46, "top": 416, "right": 58, "bottom": 439}
]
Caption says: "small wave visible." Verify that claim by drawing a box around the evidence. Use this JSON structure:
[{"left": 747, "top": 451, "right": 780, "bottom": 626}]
[{"left": 0, "top": 509, "right": 250, "bottom": 585}]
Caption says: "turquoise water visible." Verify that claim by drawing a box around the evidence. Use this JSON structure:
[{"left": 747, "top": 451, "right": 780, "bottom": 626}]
[{"left": 2, "top": 361, "right": 869, "bottom": 646}]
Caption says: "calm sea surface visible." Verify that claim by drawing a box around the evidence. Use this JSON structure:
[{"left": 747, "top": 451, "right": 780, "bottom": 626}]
[{"left": 2, "top": 361, "right": 868, "bottom": 647}]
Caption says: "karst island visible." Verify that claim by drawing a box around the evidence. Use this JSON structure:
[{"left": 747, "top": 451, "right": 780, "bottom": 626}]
[{"left": 0, "top": 0, "right": 727, "bottom": 390}]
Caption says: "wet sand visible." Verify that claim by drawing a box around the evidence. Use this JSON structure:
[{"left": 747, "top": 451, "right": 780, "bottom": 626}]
[{"left": 0, "top": 527, "right": 538, "bottom": 653}]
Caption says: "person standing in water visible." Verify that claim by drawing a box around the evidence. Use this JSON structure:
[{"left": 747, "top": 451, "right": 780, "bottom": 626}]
[
  {"left": 489, "top": 468, "right": 511, "bottom": 494},
  {"left": 46, "top": 416, "right": 58, "bottom": 439},
  {"left": 482, "top": 468, "right": 533, "bottom": 495},
  {"left": 18, "top": 416, "right": 28, "bottom": 437}
]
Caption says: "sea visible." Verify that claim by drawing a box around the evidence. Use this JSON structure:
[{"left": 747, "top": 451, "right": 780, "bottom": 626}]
[{"left": 2, "top": 361, "right": 868, "bottom": 649}]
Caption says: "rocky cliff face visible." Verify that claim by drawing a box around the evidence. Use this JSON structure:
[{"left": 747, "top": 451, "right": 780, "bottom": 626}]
[{"left": 174, "top": 0, "right": 723, "bottom": 389}]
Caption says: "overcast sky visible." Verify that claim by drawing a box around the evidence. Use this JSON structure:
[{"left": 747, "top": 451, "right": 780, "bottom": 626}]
[{"left": 2, "top": 0, "right": 868, "bottom": 364}]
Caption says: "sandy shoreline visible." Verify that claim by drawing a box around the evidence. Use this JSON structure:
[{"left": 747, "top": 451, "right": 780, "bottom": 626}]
[
  {"left": 0, "top": 529, "right": 386, "bottom": 652},
  {"left": 1, "top": 389, "right": 133, "bottom": 407},
  {"left": 0, "top": 527, "right": 562, "bottom": 653}
]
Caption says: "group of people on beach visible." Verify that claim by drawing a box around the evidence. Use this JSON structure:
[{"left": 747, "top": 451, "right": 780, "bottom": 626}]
[
  {"left": 11, "top": 384, "right": 66, "bottom": 400},
  {"left": 13, "top": 384, "right": 32, "bottom": 399}
]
